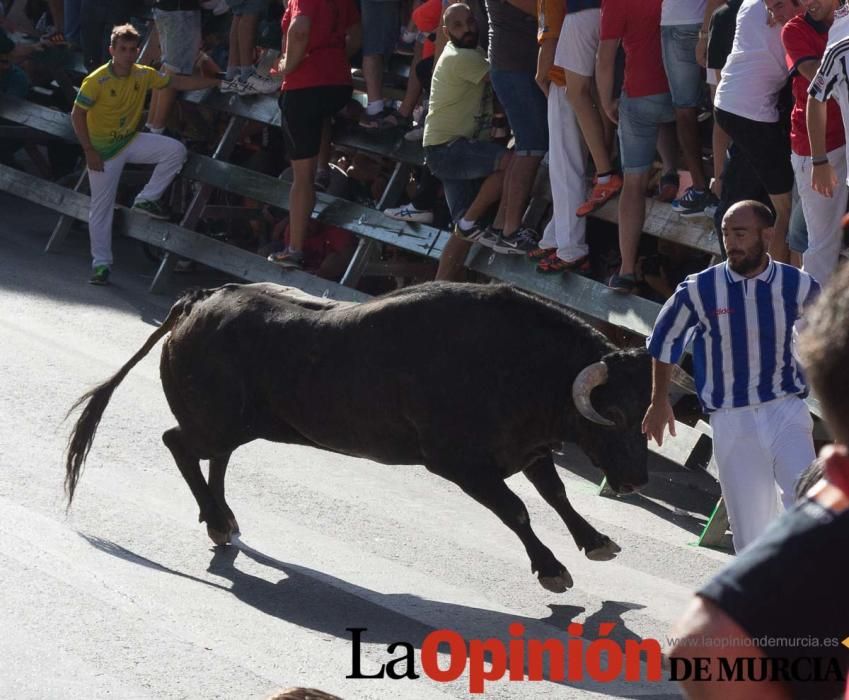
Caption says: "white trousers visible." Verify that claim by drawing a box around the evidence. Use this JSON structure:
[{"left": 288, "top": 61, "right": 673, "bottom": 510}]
[
  {"left": 710, "top": 395, "right": 815, "bottom": 553},
  {"left": 88, "top": 133, "right": 187, "bottom": 268},
  {"left": 792, "top": 146, "right": 848, "bottom": 288},
  {"left": 538, "top": 84, "right": 589, "bottom": 262}
]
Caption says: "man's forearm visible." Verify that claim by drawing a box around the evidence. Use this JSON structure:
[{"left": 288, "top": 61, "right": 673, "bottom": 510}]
[
  {"left": 807, "top": 97, "right": 829, "bottom": 157},
  {"left": 651, "top": 359, "right": 674, "bottom": 402},
  {"left": 71, "top": 107, "right": 94, "bottom": 151}
]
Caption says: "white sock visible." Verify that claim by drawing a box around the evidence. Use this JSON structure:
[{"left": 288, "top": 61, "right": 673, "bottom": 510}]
[
  {"left": 367, "top": 100, "right": 384, "bottom": 116},
  {"left": 146, "top": 125, "right": 165, "bottom": 135},
  {"left": 458, "top": 217, "right": 476, "bottom": 231},
  {"left": 225, "top": 66, "right": 238, "bottom": 80},
  {"left": 597, "top": 174, "right": 611, "bottom": 184}
]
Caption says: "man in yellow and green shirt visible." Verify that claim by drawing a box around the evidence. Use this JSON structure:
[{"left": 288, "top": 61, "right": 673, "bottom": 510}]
[{"left": 71, "top": 23, "right": 220, "bottom": 285}]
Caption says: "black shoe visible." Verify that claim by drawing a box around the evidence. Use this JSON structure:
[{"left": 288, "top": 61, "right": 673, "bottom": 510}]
[
  {"left": 608, "top": 273, "right": 637, "bottom": 294},
  {"left": 491, "top": 227, "right": 539, "bottom": 255},
  {"left": 88, "top": 265, "right": 110, "bottom": 285}
]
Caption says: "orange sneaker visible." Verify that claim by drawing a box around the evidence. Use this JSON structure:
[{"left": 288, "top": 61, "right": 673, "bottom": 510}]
[{"left": 576, "top": 174, "right": 623, "bottom": 217}]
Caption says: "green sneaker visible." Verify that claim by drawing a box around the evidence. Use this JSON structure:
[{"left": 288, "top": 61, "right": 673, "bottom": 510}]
[
  {"left": 89, "top": 265, "right": 110, "bottom": 285},
  {"left": 132, "top": 199, "right": 172, "bottom": 220}
]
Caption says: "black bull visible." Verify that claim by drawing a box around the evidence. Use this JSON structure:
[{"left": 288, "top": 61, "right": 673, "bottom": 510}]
[{"left": 66, "top": 281, "right": 657, "bottom": 592}]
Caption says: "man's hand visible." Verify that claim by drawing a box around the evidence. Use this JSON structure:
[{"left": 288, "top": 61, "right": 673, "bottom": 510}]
[
  {"left": 84, "top": 148, "right": 104, "bottom": 172},
  {"left": 602, "top": 98, "right": 619, "bottom": 125},
  {"left": 642, "top": 398, "right": 676, "bottom": 446},
  {"left": 812, "top": 162, "right": 837, "bottom": 197},
  {"left": 695, "top": 36, "right": 707, "bottom": 67},
  {"left": 535, "top": 68, "right": 550, "bottom": 97}
]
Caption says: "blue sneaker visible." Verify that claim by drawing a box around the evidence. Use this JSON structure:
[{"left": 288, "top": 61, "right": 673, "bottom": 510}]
[{"left": 671, "top": 187, "right": 718, "bottom": 218}]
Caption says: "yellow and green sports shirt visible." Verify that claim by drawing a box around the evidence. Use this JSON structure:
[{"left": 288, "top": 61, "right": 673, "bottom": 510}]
[{"left": 74, "top": 62, "right": 172, "bottom": 160}]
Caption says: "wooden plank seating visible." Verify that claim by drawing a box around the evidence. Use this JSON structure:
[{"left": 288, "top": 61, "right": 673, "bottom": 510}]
[{"left": 0, "top": 162, "right": 367, "bottom": 302}]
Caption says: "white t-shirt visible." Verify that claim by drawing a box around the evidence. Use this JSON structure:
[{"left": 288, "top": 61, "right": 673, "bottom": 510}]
[
  {"left": 714, "top": 0, "right": 789, "bottom": 122},
  {"left": 660, "top": 0, "right": 706, "bottom": 26},
  {"left": 808, "top": 4, "right": 849, "bottom": 184}
]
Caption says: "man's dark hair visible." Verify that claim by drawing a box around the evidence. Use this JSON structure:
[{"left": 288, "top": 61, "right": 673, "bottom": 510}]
[
  {"left": 800, "top": 264, "right": 849, "bottom": 444},
  {"left": 732, "top": 199, "right": 775, "bottom": 229}
]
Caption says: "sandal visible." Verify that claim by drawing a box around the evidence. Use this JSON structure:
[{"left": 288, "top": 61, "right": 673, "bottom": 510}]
[
  {"left": 40, "top": 31, "right": 68, "bottom": 47},
  {"left": 527, "top": 246, "right": 556, "bottom": 261},
  {"left": 537, "top": 254, "right": 591, "bottom": 275}
]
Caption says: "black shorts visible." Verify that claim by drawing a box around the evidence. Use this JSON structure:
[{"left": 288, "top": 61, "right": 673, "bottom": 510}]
[
  {"left": 698, "top": 496, "right": 849, "bottom": 700},
  {"left": 715, "top": 107, "right": 794, "bottom": 195},
  {"left": 278, "top": 84, "right": 353, "bottom": 161}
]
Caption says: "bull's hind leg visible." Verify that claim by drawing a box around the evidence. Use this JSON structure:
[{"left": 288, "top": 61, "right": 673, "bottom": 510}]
[
  {"left": 162, "top": 427, "right": 232, "bottom": 545},
  {"left": 439, "top": 467, "right": 574, "bottom": 593},
  {"left": 523, "top": 454, "right": 621, "bottom": 561},
  {"left": 208, "top": 453, "right": 239, "bottom": 536}
]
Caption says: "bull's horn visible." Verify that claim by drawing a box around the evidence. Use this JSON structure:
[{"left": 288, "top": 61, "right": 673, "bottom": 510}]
[
  {"left": 572, "top": 362, "right": 615, "bottom": 427},
  {"left": 670, "top": 365, "right": 697, "bottom": 395}
]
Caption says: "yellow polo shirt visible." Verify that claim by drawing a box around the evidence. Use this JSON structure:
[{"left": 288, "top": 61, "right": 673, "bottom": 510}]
[{"left": 74, "top": 62, "right": 171, "bottom": 160}]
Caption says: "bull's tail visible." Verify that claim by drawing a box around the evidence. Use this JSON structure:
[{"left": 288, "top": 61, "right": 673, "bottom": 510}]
[{"left": 64, "top": 300, "right": 187, "bottom": 506}]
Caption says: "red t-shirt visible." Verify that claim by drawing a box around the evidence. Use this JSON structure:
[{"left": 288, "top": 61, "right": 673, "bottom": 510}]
[
  {"left": 412, "top": 0, "right": 442, "bottom": 60},
  {"left": 782, "top": 13, "right": 846, "bottom": 156},
  {"left": 281, "top": 0, "right": 360, "bottom": 91},
  {"left": 599, "top": 0, "right": 669, "bottom": 98}
]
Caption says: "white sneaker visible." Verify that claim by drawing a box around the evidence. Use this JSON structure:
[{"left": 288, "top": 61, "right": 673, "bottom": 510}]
[
  {"left": 219, "top": 78, "right": 246, "bottom": 95},
  {"left": 403, "top": 125, "right": 424, "bottom": 142},
  {"left": 383, "top": 204, "right": 434, "bottom": 224},
  {"left": 245, "top": 71, "right": 281, "bottom": 95}
]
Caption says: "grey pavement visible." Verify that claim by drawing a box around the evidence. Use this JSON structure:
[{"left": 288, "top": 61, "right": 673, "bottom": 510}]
[{"left": 0, "top": 191, "right": 730, "bottom": 699}]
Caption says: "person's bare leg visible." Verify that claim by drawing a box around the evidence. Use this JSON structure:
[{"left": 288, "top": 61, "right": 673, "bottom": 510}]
[
  {"left": 148, "top": 66, "right": 178, "bottom": 130},
  {"left": 363, "top": 55, "right": 385, "bottom": 104},
  {"left": 564, "top": 72, "right": 612, "bottom": 175},
  {"left": 398, "top": 41, "right": 423, "bottom": 119},
  {"left": 768, "top": 192, "right": 792, "bottom": 264},
  {"left": 656, "top": 122, "right": 678, "bottom": 175},
  {"left": 502, "top": 154, "right": 542, "bottom": 236},
  {"left": 618, "top": 172, "right": 650, "bottom": 276},
  {"left": 238, "top": 14, "right": 259, "bottom": 69},
  {"left": 288, "top": 157, "right": 319, "bottom": 252},
  {"left": 227, "top": 16, "right": 241, "bottom": 77},
  {"left": 47, "top": 0, "right": 64, "bottom": 33},
  {"left": 465, "top": 170, "right": 507, "bottom": 222},
  {"left": 676, "top": 107, "right": 706, "bottom": 190},
  {"left": 435, "top": 236, "right": 472, "bottom": 281},
  {"left": 709, "top": 86, "right": 729, "bottom": 199}
]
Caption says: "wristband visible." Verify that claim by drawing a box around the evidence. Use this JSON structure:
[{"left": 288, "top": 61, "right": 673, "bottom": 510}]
[{"left": 812, "top": 156, "right": 829, "bottom": 166}]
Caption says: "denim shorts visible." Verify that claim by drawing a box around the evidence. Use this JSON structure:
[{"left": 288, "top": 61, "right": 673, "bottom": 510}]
[
  {"left": 225, "top": 0, "right": 267, "bottom": 16},
  {"left": 154, "top": 9, "right": 201, "bottom": 75},
  {"left": 425, "top": 138, "right": 506, "bottom": 181},
  {"left": 425, "top": 138, "right": 507, "bottom": 219},
  {"left": 490, "top": 68, "right": 548, "bottom": 156},
  {"left": 661, "top": 24, "right": 704, "bottom": 109},
  {"left": 361, "top": 0, "right": 400, "bottom": 58},
  {"left": 788, "top": 191, "right": 808, "bottom": 253},
  {"left": 618, "top": 91, "right": 675, "bottom": 173}
]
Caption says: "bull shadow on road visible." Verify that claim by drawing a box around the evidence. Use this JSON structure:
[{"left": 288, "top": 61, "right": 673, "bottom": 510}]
[{"left": 80, "top": 533, "right": 680, "bottom": 698}]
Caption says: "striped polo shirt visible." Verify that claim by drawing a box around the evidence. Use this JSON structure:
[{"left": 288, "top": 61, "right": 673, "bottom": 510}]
[{"left": 646, "top": 259, "right": 820, "bottom": 412}]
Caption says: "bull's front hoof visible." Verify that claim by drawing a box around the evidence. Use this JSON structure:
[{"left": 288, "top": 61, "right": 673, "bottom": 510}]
[
  {"left": 538, "top": 569, "right": 574, "bottom": 593},
  {"left": 585, "top": 537, "right": 621, "bottom": 561},
  {"left": 206, "top": 525, "right": 232, "bottom": 546}
]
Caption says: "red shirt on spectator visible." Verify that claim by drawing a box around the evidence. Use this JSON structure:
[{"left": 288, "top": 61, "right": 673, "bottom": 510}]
[
  {"left": 413, "top": 0, "right": 441, "bottom": 60},
  {"left": 782, "top": 13, "right": 845, "bottom": 156},
  {"left": 281, "top": 0, "right": 360, "bottom": 91},
  {"left": 599, "top": 0, "right": 669, "bottom": 98}
]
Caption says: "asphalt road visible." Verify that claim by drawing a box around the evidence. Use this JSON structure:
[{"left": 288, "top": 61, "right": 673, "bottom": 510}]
[{"left": 0, "top": 192, "right": 731, "bottom": 699}]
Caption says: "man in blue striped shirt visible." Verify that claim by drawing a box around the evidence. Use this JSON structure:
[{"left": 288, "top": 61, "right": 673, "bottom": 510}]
[{"left": 643, "top": 200, "right": 820, "bottom": 552}]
